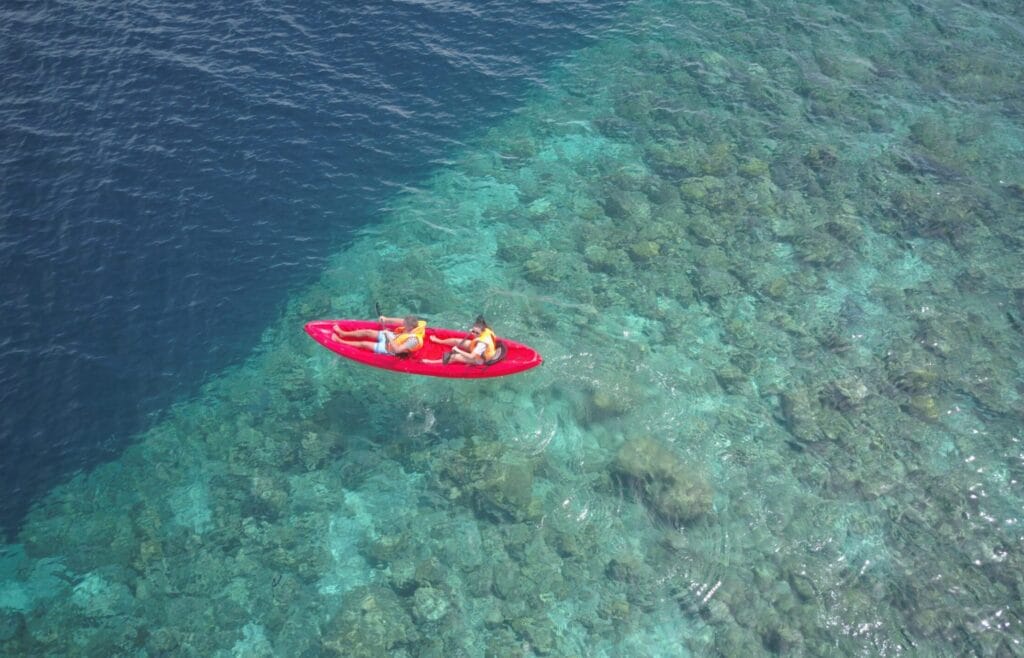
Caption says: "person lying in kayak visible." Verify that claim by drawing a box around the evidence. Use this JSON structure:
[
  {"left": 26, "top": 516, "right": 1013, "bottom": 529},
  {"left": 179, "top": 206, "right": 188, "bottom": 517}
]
[
  {"left": 332, "top": 315, "right": 426, "bottom": 356},
  {"left": 424, "top": 316, "right": 500, "bottom": 365}
]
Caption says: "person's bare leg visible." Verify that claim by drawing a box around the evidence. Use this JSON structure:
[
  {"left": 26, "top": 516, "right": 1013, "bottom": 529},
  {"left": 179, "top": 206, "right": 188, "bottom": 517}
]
[
  {"left": 335, "top": 339, "right": 380, "bottom": 352},
  {"left": 429, "top": 336, "right": 470, "bottom": 348},
  {"left": 456, "top": 352, "right": 483, "bottom": 364},
  {"left": 423, "top": 348, "right": 464, "bottom": 365},
  {"left": 333, "top": 325, "right": 379, "bottom": 341}
]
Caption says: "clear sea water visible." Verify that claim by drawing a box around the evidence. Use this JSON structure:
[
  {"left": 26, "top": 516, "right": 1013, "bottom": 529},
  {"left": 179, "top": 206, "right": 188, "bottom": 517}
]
[{"left": 1, "top": 0, "right": 1022, "bottom": 655}]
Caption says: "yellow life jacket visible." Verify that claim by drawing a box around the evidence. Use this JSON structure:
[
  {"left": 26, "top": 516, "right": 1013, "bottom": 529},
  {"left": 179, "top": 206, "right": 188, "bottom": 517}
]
[
  {"left": 393, "top": 320, "right": 426, "bottom": 353},
  {"left": 472, "top": 327, "right": 498, "bottom": 361}
]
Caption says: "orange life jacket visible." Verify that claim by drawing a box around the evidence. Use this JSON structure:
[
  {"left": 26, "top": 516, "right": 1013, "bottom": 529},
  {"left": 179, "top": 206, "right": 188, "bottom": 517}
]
[
  {"left": 392, "top": 320, "right": 426, "bottom": 353},
  {"left": 471, "top": 327, "right": 497, "bottom": 361}
]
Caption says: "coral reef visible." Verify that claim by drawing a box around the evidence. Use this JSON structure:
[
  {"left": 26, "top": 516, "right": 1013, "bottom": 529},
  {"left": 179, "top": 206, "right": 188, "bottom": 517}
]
[{"left": 3, "top": 1, "right": 1023, "bottom": 656}]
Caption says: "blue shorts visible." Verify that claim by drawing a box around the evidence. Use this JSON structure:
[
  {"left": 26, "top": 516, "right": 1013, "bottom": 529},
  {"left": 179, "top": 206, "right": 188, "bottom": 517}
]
[{"left": 374, "top": 330, "right": 395, "bottom": 355}]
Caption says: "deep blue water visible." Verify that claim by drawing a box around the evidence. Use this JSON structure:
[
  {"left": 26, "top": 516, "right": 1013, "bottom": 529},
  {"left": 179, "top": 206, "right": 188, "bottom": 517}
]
[{"left": 0, "top": 0, "right": 630, "bottom": 537}]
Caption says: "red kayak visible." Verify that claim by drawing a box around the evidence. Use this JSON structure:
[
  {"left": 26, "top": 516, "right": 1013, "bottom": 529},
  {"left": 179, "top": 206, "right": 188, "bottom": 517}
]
[{"left": 304, "top": 320, "right": 543, "bottom": 379}]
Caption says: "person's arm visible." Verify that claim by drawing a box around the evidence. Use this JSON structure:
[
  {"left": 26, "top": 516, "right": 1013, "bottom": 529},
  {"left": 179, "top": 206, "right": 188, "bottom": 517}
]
[
  {"left": 379, "top": 315, "right": 404, "bottom": 325},
  {"left": 452, "top": 342, "right": 486, "bottom": 360},
  {"left": 469, "top": 342, "right": 488, "bottom": 362},
  {"left": 389, "top": 335, "right": 420, "bottom": 354}
]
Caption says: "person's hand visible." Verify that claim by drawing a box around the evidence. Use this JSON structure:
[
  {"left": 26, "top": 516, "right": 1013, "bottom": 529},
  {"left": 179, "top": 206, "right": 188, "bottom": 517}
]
[{"left": 379, "top": 315, "right": 386, "bottom": 324}]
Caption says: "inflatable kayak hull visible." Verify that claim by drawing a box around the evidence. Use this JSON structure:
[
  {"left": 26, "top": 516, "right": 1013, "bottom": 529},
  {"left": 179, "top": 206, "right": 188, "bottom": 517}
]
[{"left": 304, "top": 320, "right": 543, "bottom": 379}]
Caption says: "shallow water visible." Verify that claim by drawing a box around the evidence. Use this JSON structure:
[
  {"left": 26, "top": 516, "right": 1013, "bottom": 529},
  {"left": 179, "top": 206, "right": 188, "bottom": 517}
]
[{"left": 3, "top": 0, "right": 1024, "bottom": 655}]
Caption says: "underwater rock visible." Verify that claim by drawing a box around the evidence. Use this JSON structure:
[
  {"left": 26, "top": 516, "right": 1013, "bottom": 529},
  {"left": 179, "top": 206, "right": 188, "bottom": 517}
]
[
  {"left": 386, "top": 557, "right": 417, "bottom": 595},
  {"left": 598, "top": 597, "right": 631, "bottom": 623},
  {"left": 679, "top": 175, "right": 725, "bottom": 204},
  {"left": 694, "top": 267, "right": 740, "bottom": 303},
  {"left": 21, "top": 493, "right": 137, "bottom": 573},
  {"left": 132, "top": 538, "right": 164, "bottom": 575},
  {"left": 142, "top": 627, "right": 183, "bottom": 655},
  {"left": 510, "top": 615, "right": 555, "bottom": 655},
  {"left": 764, "top": 625, "right": 805, "bottom": 654},
  {"left": 412, "top": 586, "right": 450, "bottom": 623},
  {"left": 543, "top": 523, "right": 589, "bottom": 559},
  {"left": 321, "top": 585, "right": 418, "bottom": 657},
  {"left": 364, "top": 532, "right": 408, "bottom": 566},
  {"left": 716, "top": 625, "right": 762, "bottom": 656},
  {"left": 527, "top": 197, "right": 553, "bottom": 220},
  {"left": 466, "top": 564, "right": 494, "bottom": 598},
  {"left": 779, "top": 390, "right": 821, "bottom": 443},
  {"left": 892, "top": 365, "right": 938, "bottom": 394},
  {"left": 70, "top": 571, "right": 135, "bottom": 619},
  {"left": 793, "top": 230, "right": 846, "bottom": 266},
  {"left": 260, "top": 519, "right": 333, "bottom": 584},
  {"left": 914, "top": 316, "right": 958, "bottom": 358},
  {"left": 583, "top": 244, "right": 631, "bottom": 273},
  {"left": 825, "top": 205, "right": 864, "bottom": 246},
  {"left": 520, "top": 535, "right": 566, "bottom": 595},
  {"left": 803, "top": 144, "right": 837, "bottom": 171},
  {"left": 602, "top": 189, "right": 652, "bottom": 224},
  {"left": 0, "top": 610, "right": 24, "bottom": 643},
  {"left": 586, "top": 383, "right": 639, "bottom": 422},
  {"left": 629, "top": 240, "right": 661, "bottom": 261},
  {"left": 492, "top": 560, "right": 526, "bottom": 601},
  {"left": 961, "top": 361, "right": 1019, "bottom": 416},
  {"left": 827, "top": 377, "right": 870, "bottom": 411},
  {"left": 714, "top": 362, "right": 750, "bottom": 395},
  {"left": 885, "top": 348, "right": 940, "bottom": 398},
  {"left": 738, "top": 156, "right": 770, "bottom": 178},
  {"left": 605, "top": 553, "right": 647, "bottom": 583},
  {"left": 763, "top": 276, "right": 789, "bottom": 299},
  {"left": 612, "top": 436, "right": 713, "bottom": 524},
  {"left": 413, "top": 556, "right": 447, "bottom": 588},
  {"left": 249, "top": 472, "right": 290, "bottom": 520},
  {"left": 904, "top": 394, "right": 940, "bottom": 422},
  {"left": 298, "top": 431, "right": 335, "bottom": 471},
  {"left": 700, "top": 142, "right": 737, "bottom": 177},
  {"left": 440, "top": 438, "right": 537, "bottom": 522},
  {"left": 523, "top": 249, "right": 586, "bottom": 286},
  {"left": 909, "top": 115, "right": 955, "bottom": 155},
  {"left": 645, "top": 139, "right": 701, "bottom": 178}
]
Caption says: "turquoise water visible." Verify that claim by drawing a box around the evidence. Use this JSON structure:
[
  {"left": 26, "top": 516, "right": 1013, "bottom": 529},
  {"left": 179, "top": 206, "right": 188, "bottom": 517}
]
[{"left": 3, "top": 0, "right": 1024, "bottom": 655}]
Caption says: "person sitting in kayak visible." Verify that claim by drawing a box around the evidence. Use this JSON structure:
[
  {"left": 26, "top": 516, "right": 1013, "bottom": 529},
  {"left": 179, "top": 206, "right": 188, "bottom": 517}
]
[
  {"left": 332, "top": 315, "right": 426, "bottom": 356},
  {"left": 425, "top": 316, "right": 500, "bottom": 365}
]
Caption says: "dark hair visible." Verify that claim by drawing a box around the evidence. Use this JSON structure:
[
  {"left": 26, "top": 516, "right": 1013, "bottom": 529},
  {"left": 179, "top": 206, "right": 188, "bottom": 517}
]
[
  {"left": 404, "top": 315, "right": 420, "bottom": 327},
  {"left": 473, "top": 315, "right": 488, "bottom": 330}
]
